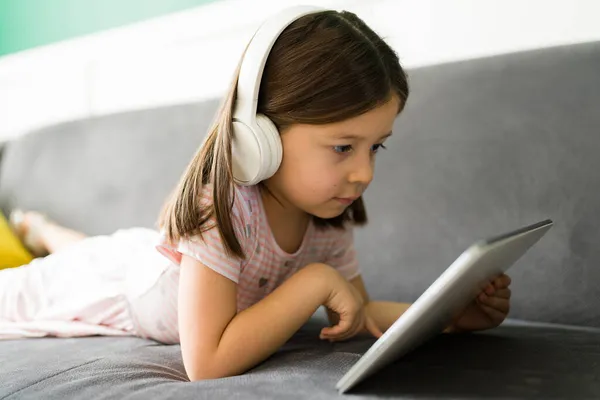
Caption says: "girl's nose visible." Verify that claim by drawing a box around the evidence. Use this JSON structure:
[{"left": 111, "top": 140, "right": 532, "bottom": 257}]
[{"left": 348, "top": 155, "right": 374, "bottom": 185}]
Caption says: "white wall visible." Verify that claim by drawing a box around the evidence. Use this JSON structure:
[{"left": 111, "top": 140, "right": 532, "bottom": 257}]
[{"left": 1, "top": 0, "right": 599, "bottom": 141}]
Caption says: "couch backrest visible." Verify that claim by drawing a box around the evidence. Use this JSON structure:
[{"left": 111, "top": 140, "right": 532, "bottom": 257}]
[
  {"left": 0, "top": 102, "right": 219, "bottom": 233},
  {"left": 361, "top": 40, "right": 600, "bottom": 328},
  {"left": 1, "top": 41, "right": 599, "bottom": 327}
]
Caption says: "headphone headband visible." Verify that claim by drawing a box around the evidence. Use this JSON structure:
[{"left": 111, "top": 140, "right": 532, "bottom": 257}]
[
  {"left": 233, "top": 5, "right": 325, "bottom": 123},
  {"left": 230, "top": 5, "right": 326, "bottom": 186}
]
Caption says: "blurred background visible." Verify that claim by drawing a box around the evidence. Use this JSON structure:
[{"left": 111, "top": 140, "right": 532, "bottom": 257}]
[{"left": 1, "top": 0, "right": 599, "bottom": 142}]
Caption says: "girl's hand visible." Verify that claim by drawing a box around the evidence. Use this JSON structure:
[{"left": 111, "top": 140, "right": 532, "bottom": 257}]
[
  {"left": 447, "top": 274, "right": 512, "bottom": 333},
  {"left": 318, "top": 266, "right": 382, "bottom": 342}
]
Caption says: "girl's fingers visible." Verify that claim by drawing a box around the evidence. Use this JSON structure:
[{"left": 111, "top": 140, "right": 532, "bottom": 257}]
[
  {"left": 365, "top": 314, "right": 383, "bottom": 338},
  {"left": 479, "top": 293, "right": 510, "bottom": 313},
  {"left": 483, "top": 274, "right": 511, "bottom": 295},
  {"left": 493, "top": 274, "right": 511, "bottom": 289},
  {"left": 322, "top": 311, "right": 381, "bottom": 342},
  {"left": 320, "top": 315, "right": 352, "bottom": 337},
  {"left": 328, "top": 314, "right": 364, "bottom": 342},
  {"left": 478, "top": 303, "right": 507, "bottom": 325},
  {"left": 493, "top": 288, "right": 511, "bottom": 299},
  {"left": 322, "top": 311, "right": 361, "bottom": 341}
]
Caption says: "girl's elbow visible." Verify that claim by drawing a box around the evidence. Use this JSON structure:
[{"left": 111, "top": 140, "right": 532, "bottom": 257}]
[
  {"left": 187, "top": 371, "right": 221, "bottom": 382},
  {"left": 186, "top": 364, "right": 227, "bottom": 382},
  {"left": 185, "top": 358, "right": 236, "bottom": 382},
  {"left": 187, "top": 368, "right": 239, "bottom": 382}
]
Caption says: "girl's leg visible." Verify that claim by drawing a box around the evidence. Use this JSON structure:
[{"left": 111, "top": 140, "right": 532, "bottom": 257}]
[
  {"left": 0, "top": 226, "right": 137, "bottom": 338},
  {"left": 10, "top": 210, "right": 88, "bottom": 255},
  {"left": 33, "top": 219, "right": 88, "bottom": 254},
  {"left": 0, "top": 254, "right": 135, "bottom": 337}
]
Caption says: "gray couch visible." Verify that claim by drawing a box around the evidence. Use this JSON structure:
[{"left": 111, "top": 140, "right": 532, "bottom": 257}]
[{"left": 1, "top": 40, "right": 599, "bottom": 399}]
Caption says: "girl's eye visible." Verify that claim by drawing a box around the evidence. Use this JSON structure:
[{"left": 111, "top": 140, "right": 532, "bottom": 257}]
[
  {"left": 333, "top": 145, "right": 352, "bottom": 154},
  {"left": 372, "top": 143, "right": 387, "bottom": 153},
  {"left": 333, "top": 144, "right": 387, "bottom": 154}
]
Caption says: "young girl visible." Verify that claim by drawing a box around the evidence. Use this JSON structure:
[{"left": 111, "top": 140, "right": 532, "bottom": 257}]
[{"left": 0, "top": 7, "right": 512, "bottom": 381}]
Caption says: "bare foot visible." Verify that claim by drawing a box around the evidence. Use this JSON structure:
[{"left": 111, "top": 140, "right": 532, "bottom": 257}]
[{"left": 9, "top": 210, "right": 50, "bottom": 257}]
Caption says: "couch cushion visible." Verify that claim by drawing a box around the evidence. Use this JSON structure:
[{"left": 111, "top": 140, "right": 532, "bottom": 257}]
[{"left": 1, "top": 315, "right": 599, "bottom": 399}]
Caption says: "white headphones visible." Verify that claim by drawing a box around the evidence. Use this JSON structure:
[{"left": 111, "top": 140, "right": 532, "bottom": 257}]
[{"left": 231, "top": 5, "right": 326, "bottom": 186}]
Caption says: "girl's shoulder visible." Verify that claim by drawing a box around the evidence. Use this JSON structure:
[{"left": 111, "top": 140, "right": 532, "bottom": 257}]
[
  {"left": 155, "top": 184, "right": 261, "bottom": 278},
  {"left": 200, "top": 182, "right": 261, "bottom": 244},
  {"left": 232, "top": 184, "right": 261, "bottom": 216}
]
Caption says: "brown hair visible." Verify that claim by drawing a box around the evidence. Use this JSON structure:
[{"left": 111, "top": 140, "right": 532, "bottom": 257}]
[{"left": 158, "top": 10, "right": 410, "bottom": 259}]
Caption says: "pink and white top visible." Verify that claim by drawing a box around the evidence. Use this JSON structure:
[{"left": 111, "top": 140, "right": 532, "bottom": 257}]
[{"left": 131, "top": 184, "right": 361, "bottom": 344}]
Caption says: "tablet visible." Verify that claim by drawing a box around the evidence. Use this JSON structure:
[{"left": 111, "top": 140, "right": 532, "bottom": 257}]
[{"left": 336, "top": 219, "right": 553, "bottom": 393}]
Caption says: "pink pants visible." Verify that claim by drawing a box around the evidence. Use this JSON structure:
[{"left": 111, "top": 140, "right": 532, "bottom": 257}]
[{"left": 0, "top": 228, "right": 170, "bottom": 340}]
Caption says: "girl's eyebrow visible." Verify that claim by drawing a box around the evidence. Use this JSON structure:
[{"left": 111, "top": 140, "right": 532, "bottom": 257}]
[{"left": 335, "top": 131, "right": 393, "bottom": 141}]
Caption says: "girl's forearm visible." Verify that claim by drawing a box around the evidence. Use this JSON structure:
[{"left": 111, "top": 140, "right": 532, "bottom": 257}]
[
  {"left": 365, "top": 301, "right": 458, "bottom": 334},
  {"left": 365, "top": 301, "right": 412, "bottom": 332},
  {"left": 199, "top": 263, "right": 331, "bottom": 380}
]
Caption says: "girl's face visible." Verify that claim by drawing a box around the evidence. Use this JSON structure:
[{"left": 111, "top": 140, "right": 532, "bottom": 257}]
[{"left": 265, "top": 95, "right": 401, "bottom": 219}]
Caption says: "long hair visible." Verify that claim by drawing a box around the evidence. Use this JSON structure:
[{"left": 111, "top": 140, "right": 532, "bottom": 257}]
[{"left": 158, "top": 10, "right": 410, "bottom": 259}]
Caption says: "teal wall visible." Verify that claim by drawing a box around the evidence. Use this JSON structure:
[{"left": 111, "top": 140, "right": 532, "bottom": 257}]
[{"left": 0, "top": 0, "right": 219, "bottom": 57}]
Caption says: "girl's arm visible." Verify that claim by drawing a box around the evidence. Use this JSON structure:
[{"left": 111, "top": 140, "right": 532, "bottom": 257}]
[{"left": 178, "top": 256, "right": 332, "bottom": 381}]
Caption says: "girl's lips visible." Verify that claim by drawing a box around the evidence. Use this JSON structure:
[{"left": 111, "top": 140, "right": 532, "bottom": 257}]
[{"left": 335, "top": 196, "right": 359, "bottom": 205}]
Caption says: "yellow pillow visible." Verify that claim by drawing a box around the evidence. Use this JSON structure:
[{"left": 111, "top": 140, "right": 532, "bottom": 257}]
[{"left": 0, "top": 211, "right": 33, "bottom": 270}]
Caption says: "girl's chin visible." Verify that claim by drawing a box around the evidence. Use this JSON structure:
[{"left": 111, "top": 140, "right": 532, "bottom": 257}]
[{"left": 306, "top": 202, "right": 349, "bottom": 220}]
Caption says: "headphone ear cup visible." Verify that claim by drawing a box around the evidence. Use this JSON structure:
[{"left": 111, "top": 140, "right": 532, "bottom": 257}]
[
  {"left": 231, "top": 115, "right": 282, "bottom": 186},
  {"left": 231, "top": 120, "right": 263, "bottom": 186},
  {"left": 255, "top": 114, "right": 282, "bottom": 180}
]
